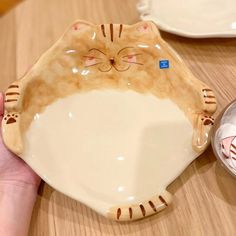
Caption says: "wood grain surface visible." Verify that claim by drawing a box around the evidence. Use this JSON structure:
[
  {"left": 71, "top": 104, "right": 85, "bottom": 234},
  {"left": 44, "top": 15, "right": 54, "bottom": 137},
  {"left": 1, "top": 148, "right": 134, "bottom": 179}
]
[
  {"left": 0, "top": 0, "right": 22, "bottom": 15},
  {"left": 0, "top": 0, "right": 236, "bottom": 235}
]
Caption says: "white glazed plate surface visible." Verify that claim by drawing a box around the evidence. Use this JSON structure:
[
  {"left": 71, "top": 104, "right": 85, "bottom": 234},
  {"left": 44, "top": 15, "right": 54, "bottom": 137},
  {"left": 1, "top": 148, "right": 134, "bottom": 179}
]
[
  {"left": 137, "top": 0, "right": 236, "bottom": 38},
  {"left": 21, "top": 90, "right": 197, "bottom": 217}
]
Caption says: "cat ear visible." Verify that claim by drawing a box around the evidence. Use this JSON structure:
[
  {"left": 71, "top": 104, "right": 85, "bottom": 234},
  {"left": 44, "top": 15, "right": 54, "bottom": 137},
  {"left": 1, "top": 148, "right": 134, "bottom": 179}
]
[
  {"left": 63, "top": 20, "right": 93, "bottom": 36},
  {"left": 134, "top": 21, "right": 160, "bottom": 36},
  {"left": 70, "top": 20, "right": 93, "bottom": 32}
]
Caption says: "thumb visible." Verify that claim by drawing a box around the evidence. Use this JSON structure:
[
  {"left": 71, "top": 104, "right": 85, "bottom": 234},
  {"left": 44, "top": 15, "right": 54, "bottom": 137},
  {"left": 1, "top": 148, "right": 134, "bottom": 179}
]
[{"left": 0, "top": 92, "right": 4, "bottom": 118}]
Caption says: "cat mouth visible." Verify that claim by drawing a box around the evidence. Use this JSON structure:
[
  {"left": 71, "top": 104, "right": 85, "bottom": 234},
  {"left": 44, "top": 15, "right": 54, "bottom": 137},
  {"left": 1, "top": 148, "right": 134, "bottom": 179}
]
[{"left": 98, "top": 64, "right": 130, "bottom": 72}]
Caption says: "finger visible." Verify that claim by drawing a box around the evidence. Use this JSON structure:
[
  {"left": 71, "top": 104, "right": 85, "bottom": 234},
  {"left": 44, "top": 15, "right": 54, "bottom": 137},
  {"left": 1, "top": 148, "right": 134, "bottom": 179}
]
[{"left": 0, "top": 92, "right": 4, "bottom": 117}]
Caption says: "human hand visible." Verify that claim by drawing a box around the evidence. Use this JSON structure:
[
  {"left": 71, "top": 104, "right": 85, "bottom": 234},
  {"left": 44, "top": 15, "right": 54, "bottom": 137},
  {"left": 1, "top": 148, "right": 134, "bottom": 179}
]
[
  {"left": 0, "top": 92, "right": 41, "bottom": 236},
  {"left": 0, "top": 92, "right": 41, "bottom": 188}
]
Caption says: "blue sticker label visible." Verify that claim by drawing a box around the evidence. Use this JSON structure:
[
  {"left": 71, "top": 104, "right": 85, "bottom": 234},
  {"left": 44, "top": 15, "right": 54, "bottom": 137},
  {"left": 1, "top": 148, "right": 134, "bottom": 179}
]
[{"left": 159, "top": 60, "right": 169, "bottom": 69}]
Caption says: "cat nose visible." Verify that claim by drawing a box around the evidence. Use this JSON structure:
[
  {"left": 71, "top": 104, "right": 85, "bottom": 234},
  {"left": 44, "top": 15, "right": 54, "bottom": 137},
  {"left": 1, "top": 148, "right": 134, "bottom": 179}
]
[{"left": 109, "top": 58, "right": 115, "bottom": 65}]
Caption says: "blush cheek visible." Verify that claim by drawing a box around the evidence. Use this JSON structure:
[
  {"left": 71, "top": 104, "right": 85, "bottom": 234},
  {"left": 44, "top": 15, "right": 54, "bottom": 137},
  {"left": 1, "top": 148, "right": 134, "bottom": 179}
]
[
  {"left": 137, "top": 24, "right": 149, "bottom": 33},
  {"left": 128, "top": 56, "right": 136, "bottom": 63},
  {"left": 85, "top": 58, "right": 96, "bottom": 67}
]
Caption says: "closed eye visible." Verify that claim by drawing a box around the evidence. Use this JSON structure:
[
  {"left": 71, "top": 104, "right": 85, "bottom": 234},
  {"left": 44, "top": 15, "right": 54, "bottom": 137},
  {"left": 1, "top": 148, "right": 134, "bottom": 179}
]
[
  {"left": 83, "top": 56, "right": 102, "bottom": 60},
  {"left": 122, "top": 53, "right": 142, "bottom": 58},
  {"left": 88, "top": 48, "right": 106, "bottom": 55}
]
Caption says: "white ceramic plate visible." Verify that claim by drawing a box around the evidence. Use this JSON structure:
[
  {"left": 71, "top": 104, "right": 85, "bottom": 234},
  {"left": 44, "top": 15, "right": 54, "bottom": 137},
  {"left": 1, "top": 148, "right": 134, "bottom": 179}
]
[{"left": 137, "top": 0, "right": 236, "bottom": 38}]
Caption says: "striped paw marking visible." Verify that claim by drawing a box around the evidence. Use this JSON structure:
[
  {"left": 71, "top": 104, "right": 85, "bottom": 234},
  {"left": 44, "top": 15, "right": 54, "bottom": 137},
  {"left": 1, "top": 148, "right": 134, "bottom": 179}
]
[
  {"left": 201, "top": 116, "right": 214, "bottom": 126},
  {"left": 4, "top": 113, "right": 18, "bottom": 124},
  {"left": 5, "top": 84, "right": 20, "bottom": 103},
  {"left": 116, "top": 195, "right": 168, "bottom": 220},
  {"left": 202, "top": 88, "right": 216, "bottom": 105}
]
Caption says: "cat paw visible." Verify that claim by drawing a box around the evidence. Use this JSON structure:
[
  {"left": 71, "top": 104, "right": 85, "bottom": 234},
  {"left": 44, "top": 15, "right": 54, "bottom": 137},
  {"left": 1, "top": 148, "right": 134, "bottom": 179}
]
[
  {"left": 202, "top": 88, "right": 217, "bottom": 114},
  {"left": 192, "top": 114, "right": 214, "bottom": 152},
  {"left": 2, "top": 112, "right": 23, "bottom": 155},
  {"left": 201, "top": 115, "right": 214, "bottom": 126},
  {"left": 107, "top": 191, "right": 172, "bottom": 221},
  {"left": 3, "top": 113, "right": 19, "bottom": 124}
]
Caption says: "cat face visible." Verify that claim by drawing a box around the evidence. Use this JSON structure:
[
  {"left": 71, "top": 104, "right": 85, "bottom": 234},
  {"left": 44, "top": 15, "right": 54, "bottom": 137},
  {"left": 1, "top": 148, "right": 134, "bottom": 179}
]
[
  {"left": 20, "top": 21, "right": 172, "bottom": 132},
  {"left": 59, "top": 21, "right": 162, "bottom": 79},
  {"left": 83, "top": 46, "right": 142, "bottom": 73}
]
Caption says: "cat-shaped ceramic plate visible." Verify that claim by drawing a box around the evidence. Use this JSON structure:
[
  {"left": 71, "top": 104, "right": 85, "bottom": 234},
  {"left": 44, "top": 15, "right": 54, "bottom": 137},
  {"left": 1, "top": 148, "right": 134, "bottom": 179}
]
[{"left": 2, "top": 20, "right": 217, "bottom": 221}]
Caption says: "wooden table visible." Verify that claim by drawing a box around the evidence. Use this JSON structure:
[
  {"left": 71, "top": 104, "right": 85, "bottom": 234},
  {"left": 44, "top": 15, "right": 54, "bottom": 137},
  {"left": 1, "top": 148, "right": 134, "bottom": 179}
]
[
  {"left": 1, "top": 0, "right": 236, "bottom": 235},
  {"left": 0, "top": 0, "right": 22, "bottom": 15}
]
